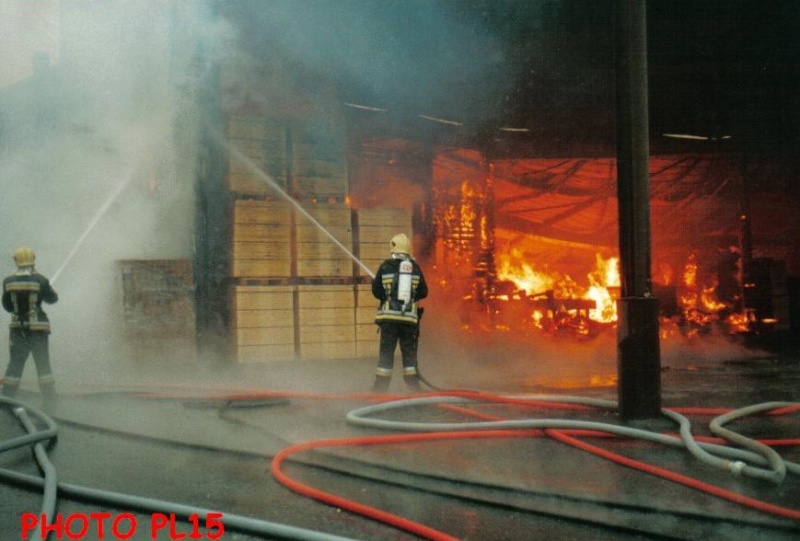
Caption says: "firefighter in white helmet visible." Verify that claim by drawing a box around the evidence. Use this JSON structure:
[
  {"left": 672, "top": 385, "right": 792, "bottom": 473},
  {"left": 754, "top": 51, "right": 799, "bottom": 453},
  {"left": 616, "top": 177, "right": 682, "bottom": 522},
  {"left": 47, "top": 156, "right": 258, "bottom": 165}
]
[
  {"left": 371, "top": 233, "right": 428, "bottom": 393},
  {"left": 1, "top": 246, "right": 58, "bottom": 406}
]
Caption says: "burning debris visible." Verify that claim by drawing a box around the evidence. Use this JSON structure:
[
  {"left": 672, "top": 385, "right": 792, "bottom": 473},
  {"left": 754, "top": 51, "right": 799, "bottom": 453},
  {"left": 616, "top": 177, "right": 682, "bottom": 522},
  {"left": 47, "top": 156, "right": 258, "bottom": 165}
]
[
  {"left": 428, "top": 149, "right": 789, "bottom": 344},
  {"left": 478, "top": 251, "right": 618, "bottom": 338},
  {"left": 452, "top": 246, "right": 788, "bottom": 344}
]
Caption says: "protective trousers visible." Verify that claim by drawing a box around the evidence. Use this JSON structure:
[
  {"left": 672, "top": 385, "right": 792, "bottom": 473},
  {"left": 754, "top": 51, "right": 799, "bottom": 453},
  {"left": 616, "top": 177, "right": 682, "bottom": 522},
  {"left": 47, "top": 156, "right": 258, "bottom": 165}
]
[
  {"left": 1, "top": 328, "right": 55, "bottom": 398},
  {"left": 373, "top": 322, "right": 421, "bottom": 393}
]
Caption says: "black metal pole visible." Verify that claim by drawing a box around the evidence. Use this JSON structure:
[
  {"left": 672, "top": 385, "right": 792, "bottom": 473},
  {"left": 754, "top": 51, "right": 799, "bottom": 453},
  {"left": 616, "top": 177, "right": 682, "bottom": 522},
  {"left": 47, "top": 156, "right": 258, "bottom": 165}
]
[{"left": 614, "top": 0, "right": 661, "bottom": 420}]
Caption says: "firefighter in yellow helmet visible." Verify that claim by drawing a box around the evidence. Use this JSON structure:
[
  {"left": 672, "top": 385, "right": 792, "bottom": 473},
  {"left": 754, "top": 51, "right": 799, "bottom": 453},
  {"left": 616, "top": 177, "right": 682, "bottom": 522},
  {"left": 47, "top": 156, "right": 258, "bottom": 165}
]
[
  {"left": 371, "top": 233, "right": 428, "bottom": 393},
  {"left": 1, "top": 247, "right": 58, "bottom": 406}
]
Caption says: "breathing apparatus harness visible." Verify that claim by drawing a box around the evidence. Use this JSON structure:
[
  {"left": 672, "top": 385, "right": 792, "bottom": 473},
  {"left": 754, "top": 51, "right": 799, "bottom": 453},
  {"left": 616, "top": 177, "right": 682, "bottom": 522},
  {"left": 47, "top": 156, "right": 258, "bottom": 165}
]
[{"left": 6, "top": 267, "right": 51, "bottom": 333}]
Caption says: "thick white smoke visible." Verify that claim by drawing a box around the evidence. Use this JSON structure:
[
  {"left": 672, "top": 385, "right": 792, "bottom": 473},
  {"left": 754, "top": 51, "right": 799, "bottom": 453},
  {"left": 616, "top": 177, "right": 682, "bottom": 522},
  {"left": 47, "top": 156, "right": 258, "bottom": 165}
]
[{"left": 0, "top": 1, "right": 232, "bottom": 385}]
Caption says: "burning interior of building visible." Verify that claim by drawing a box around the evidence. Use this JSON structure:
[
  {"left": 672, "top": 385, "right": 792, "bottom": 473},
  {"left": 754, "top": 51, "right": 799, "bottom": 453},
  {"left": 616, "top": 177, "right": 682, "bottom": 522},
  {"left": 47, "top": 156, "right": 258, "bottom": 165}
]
[
  {"left": 361, "top": 151, "right": 790, "bottom": 363},
  {"left": 191, "top": 96, "right": 799, "bottom": 367},
  {"left": 420, "top": 147, "right": 797, "bottom": 346}
]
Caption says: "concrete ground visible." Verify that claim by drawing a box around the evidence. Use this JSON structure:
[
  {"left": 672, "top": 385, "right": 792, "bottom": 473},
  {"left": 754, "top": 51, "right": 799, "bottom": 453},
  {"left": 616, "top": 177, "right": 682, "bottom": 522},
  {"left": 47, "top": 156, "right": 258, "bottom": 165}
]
[{"left": 1, "top": 350, "right": 798, "bottom": 541}]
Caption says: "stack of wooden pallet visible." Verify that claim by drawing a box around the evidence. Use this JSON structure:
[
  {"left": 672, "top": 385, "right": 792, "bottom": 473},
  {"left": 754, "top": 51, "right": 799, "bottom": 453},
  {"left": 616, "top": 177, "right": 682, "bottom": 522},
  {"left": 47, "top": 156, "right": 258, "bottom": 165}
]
[
  {"left": 230, "top": 284, "right": 295, "bottom": 361},
  {"left": 226, "top": 114, "right": 413, "bottom": 362},
  {"left": 226, "top": 115, "right": 287, "bottom": 195},
  {"left": 291, "top": 115, "right": 349, "bottom": 203},
  {"left": 232, "top": 200, "right": 292, "bottom": 278},
  {"left": 119, "top": 260, "right": 197, "bottom": 363}
]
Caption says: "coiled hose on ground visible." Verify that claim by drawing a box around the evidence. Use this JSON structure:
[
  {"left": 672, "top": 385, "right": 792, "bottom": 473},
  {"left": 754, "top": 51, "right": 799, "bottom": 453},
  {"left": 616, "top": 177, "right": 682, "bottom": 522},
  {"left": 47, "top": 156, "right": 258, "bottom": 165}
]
[
  {"left": 346, "top": 394, "right": 800, "bottom": 483},
  {"left": 0, "top": 395, "right": 366, "bottom": 541},
  {"left": 273, "top": 392, "right": 800, "bottom": 539},
  {"left": 3, "top": 390, "right": 798, "bottom": 541}
]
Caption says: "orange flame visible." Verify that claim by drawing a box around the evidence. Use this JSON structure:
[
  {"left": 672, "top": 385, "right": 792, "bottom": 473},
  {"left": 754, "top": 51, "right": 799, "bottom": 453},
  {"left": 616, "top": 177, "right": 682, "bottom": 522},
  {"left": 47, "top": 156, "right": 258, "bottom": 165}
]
[
  {"left": 496, "top": 251, "right": 619, "bottom": 324},
  {"left": 496, "top": 249, "right": 555, "bottom": 294},
  {"left": 586, "top": 254, "right": 619, "bottom": 323}
]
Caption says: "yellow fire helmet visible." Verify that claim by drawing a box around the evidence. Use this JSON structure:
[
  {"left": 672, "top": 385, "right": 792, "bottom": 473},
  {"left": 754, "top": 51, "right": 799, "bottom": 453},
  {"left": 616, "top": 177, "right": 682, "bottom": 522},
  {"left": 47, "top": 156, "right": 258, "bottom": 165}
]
[
  {"left": 390, "top": 233, "right": 411, "bottom": 255},
  {"left": 13, "top": 246, "right": 36, "bottom": 267}
]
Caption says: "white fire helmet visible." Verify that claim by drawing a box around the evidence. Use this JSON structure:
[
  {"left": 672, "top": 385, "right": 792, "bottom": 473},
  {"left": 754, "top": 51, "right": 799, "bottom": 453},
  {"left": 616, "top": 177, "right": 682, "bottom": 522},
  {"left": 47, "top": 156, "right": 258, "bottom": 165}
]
[
  {"left": 13, "top": 246, "right": 35, "bottom": 267},
  {"left": 390, "top": 233, "right": 411, "bottom": 255}
]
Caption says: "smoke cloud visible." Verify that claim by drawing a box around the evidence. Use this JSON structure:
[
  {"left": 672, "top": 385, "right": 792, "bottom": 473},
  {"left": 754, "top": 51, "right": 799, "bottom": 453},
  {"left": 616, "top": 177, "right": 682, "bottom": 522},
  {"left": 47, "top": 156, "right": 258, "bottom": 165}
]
[
  {"left": 0, "top": 1, "right": 231, "bottom": 385},
  {"left": 218, "top": 0, "right": 512, "bottom": 123}
]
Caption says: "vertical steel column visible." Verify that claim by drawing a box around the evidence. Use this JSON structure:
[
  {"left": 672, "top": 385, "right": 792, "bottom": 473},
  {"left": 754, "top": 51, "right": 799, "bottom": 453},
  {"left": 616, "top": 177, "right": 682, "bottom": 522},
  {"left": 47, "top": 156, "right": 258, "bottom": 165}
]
[{"left": 615, "top": 0, "right": 661, "bottom": 420}]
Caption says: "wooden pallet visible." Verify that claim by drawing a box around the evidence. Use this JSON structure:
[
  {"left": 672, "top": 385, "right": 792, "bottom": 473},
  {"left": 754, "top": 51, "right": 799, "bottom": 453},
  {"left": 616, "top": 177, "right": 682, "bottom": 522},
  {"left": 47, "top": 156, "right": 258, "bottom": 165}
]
[
  {"left": 297, "top": 285, "right": 357, "bottom": 360},
  {"left": 231, "top": 200, "right": 292, "bottom": 278},
  {"left": 231, "top": 285, "right": 296, "bottom": 362},
  {"left": 231, "top": 283, "right": 375, "bottom": 362},
  {"left": 119, "top": 259, "right": 197, "bottom": 362},
  {"left": 226, "top": 116, "right": 288, "bottom": 195},
  {"left": 296, "top": 205, "right": 353, "bottom": 277}
]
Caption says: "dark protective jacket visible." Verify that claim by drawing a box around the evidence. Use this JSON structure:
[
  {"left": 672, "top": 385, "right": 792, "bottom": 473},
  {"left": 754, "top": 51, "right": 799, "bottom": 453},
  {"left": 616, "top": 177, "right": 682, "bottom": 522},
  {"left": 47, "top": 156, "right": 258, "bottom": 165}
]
[
  {"left": 372, "top": 255, "right": 428, "bottom": 325},
  {"left": 2, "top": 271, "right": 58, "bottom": 333}
]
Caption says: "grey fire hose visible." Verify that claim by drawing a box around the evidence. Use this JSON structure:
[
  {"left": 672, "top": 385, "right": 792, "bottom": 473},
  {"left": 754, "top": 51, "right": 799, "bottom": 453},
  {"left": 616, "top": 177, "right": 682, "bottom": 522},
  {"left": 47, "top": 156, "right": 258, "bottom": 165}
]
[
  {"left": 347, "top": 395, "right": 800, "bottom": 484},
  {"left": 0, "top": 467, "right": 366, "bottom": 541},
  {"left": 0, "top": 397, "right": 57, "bottom": 453},
  {"left": 0, "top": 397, "right": 365, "bottom": 541},
  {"left": 14, "top": 407, "right": 58, "bottom": 541},
  {"left": 709, "top": 401, "right": 793, "bottom": 483},
  {"left": 0, "top": 397, "right": 59, "bottom": 540}
]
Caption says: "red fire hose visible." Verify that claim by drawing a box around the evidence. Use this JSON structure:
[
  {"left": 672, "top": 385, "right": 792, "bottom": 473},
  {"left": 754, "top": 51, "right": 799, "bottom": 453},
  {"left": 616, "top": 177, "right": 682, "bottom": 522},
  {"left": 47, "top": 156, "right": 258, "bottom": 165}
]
[
  {"left": 269, "top": 392, "right": 799, "bottom": 540},
  {"left": 545, "top": 428, "right": 800, "bottom": 522},
  {"left": 271, "top": 430, "right": 544, "bottom": 541},
  {"left": 87, "top": 384, "right": 799, "bottom": 538}
]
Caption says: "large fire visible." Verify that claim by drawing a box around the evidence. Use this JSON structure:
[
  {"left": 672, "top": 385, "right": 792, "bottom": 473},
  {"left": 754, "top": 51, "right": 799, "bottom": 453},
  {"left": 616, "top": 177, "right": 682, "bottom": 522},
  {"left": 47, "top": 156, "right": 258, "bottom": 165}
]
[
  {"left": 494, "top": 250, "right": 620, "bottom": 335},
  {"left": 492, "top": 247, "right": 766, "bottom": 339},
  {"left": 429, "top": 158, "right": 777, "bottom": 341}
]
